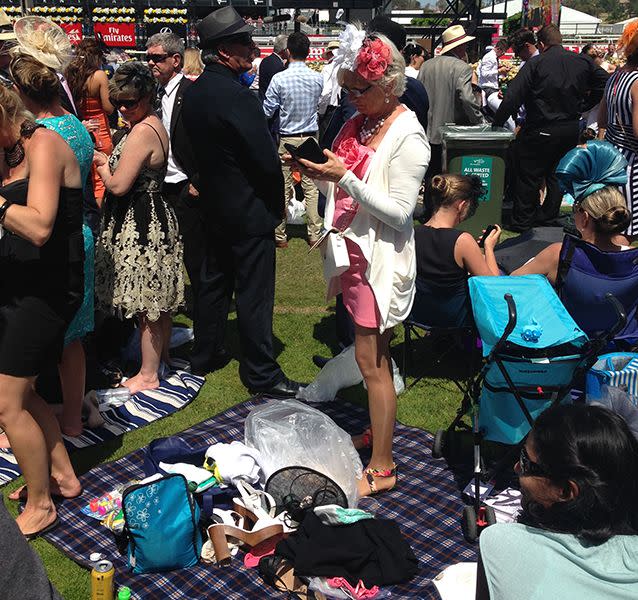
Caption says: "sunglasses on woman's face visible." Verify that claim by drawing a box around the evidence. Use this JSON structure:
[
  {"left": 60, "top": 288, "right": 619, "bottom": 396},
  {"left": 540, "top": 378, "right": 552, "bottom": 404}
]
[
  {"left": 519, "top": 445, "right": 550, "bottom": 477},
  {"left": 343, "top": 84, "right": 373, "bottom": 98},
  {"left": 110, "top": 96, "right": 140, "bottom": 109}
]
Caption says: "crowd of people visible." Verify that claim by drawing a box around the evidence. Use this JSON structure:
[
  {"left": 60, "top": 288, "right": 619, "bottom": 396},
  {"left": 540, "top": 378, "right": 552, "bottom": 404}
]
[{"left": 0, "top": 9, "right": 637, "bottom": 596}]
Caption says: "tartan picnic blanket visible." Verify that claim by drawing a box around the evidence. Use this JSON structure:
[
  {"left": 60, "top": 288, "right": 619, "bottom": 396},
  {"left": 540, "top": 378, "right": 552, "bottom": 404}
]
[
  {"left": 42, "top": 398, "right": 477, "bottom": 599},
  {"left": 0, "top": 371, "right": 204, "bottom": 486}
]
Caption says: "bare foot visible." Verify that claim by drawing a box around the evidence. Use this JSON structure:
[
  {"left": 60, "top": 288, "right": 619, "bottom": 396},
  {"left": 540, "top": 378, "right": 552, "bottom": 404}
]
[
  {"left": 0, "top": 432, "right": 11, "bottom": 449},
  {"left": 9, "top": 476, "right": 82, "bottom": 502},
  {"left": 16, "top": 503, "right": 57, "bottom": 537},
  {"left": 54, "top": 412, "right": 83, "bottom": 438},
  {"left": 351, "top": 428, "right": 372, "bottom": 450},
  {"left": 122, "top": 373, "right": 160, "bottom": 395},
  {"left": 357, "top": 465, "right": 397, "bottom": 497}
]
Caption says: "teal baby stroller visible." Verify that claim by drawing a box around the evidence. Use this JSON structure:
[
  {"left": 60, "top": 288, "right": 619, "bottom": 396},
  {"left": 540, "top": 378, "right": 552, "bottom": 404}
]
[{"left": 432, "top": 275, "right": 626, "bottom": 542}]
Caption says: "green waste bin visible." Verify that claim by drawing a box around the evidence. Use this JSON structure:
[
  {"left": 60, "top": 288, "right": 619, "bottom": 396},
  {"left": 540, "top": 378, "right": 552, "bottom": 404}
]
[{"left": 440, "top": 125, "right": 515, "bottom": 238}]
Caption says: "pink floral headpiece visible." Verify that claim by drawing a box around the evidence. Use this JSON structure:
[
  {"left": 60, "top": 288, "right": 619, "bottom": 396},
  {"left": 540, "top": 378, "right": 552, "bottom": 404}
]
[{"left": 356, "top": 37, "right": 392, "bottom": 82}]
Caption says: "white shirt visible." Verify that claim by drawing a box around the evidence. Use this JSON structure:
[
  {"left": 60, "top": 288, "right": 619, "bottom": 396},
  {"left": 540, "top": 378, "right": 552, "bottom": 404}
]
[
  {"left": 478, "top": 49, "right": 499, "bottom": 90},
  {"left": 318, "top": 60, "right": 341, "bottom": 116},
  {"left": 405, "top": 65, "right": 420, "bottom": 79},
  {"left": 161, "top": 72, "right": 187, "bottom": 184},
  {"left": 250, "top": 57, "right": 262, "bottom": 91}
]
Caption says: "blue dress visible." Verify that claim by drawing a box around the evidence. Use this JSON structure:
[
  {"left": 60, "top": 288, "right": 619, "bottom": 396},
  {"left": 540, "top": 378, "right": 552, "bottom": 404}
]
[{"left": 37, "top": 114, "right": 95, "bottom": 345}]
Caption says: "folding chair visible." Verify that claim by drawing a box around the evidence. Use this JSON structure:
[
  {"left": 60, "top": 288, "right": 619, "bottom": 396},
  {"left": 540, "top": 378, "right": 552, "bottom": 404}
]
[
  {"left": 556, "top": 234, "right": 638, "bottom": 350},
  {"left": 402, "top": 278, "right": 480, "bottom": 401}
]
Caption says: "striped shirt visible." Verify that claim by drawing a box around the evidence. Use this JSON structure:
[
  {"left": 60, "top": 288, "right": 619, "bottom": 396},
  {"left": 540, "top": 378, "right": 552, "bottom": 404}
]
[
  {"left": 604, "top": 69, "right": 638, "bottom": 154},
  {"left": 263, "top": 61, "right": 323, "bottom": 135}
]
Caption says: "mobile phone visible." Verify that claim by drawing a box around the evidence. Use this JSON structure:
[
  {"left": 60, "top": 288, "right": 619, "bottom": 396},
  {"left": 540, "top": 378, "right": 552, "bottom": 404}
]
[
  {"left": 478, "top": 224, "right": 497, "bottom": 248},
  {"left": 284, "top": 138, "right": 328, "bottom": 164}
]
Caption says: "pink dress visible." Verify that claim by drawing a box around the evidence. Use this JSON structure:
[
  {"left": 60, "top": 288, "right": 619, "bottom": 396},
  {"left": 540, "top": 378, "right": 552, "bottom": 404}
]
[{"left": 332, "top": 116, "right": 380, "bottom": 329}]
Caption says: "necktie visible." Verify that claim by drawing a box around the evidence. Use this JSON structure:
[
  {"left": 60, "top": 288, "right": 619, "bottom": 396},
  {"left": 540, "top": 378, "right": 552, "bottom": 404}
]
[{"left": 156, "top": 85, "right": 166, "bottom": 120}]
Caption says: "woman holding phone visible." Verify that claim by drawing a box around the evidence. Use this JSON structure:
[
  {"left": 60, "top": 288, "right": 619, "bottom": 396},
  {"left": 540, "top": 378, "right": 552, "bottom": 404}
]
[{"left": 289, "top": 26, "right": 430, "bottom": 496}]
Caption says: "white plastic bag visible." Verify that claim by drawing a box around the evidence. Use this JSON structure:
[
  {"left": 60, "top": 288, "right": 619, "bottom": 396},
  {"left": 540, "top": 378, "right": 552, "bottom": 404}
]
[
  {"left": 588, "top": 384, "right": 638, "bottom": 441},
  {"left": 287, "top": 198, "right": 306, "bottom": 225},
  {"left": 244, "top": 399, "right": 363, "bottom": 507},
  {"left": 298, "top": 344, "right": 405, "bottom": 404},
  {"left": 299, "top": 346, "right": 362, "bottom": 403}
]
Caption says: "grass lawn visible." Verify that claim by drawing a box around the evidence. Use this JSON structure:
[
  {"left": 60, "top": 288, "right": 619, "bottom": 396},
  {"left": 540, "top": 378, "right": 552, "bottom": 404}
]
[{"left": 4, "top": 225, "right": 478, "bottom": 599}]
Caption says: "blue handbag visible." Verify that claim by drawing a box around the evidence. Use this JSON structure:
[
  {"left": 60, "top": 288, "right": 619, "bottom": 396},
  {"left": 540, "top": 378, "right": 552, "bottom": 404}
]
[{"left": 122, "top": 474, "right": 203, "bottom": 573}]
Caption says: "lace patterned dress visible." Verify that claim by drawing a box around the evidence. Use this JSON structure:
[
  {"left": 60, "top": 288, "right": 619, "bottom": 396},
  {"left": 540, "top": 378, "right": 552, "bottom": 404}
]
[{"left": 95, "top": 127, "right": 184, "bottom": 322}]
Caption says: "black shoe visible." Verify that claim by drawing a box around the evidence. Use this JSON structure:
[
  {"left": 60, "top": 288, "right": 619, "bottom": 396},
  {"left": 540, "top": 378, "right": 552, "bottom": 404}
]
[
  {"left": 190, "top": 352, "right": 231, "bottom": 376},
  {"left": 250, "top": 377, "right": 304, "bottom": 399},
  {"left": 312, "top": 355, "right": 330, "bottom": 369}
]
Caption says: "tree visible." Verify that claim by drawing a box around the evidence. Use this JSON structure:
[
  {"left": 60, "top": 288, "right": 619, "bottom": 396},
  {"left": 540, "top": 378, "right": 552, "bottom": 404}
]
[{"left": 392, "top": 0, "right": 421, "bottom": 8}]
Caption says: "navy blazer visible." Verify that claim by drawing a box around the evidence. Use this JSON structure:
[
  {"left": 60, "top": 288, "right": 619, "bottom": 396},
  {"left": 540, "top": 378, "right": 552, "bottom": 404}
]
[
  {"left": 182, "top": 63, "right": 284, "bottom": 238},
  {"left": 258, "top": 52, "right": 286, "bottom": 101}
]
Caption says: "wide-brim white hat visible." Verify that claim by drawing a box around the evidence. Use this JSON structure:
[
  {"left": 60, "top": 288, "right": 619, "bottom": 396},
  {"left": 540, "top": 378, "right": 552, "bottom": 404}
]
[
  {"left": 13, "top": 16, "right": 72, "bottom": 70},
  {"left": 440, "top": 24, "right": 475, "bottom": 55}
]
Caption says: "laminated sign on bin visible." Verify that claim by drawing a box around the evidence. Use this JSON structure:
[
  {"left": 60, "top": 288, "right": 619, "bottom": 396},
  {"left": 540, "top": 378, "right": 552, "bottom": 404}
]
[{"left": 441, "top": 125, "right": 514, "bottom": 237}]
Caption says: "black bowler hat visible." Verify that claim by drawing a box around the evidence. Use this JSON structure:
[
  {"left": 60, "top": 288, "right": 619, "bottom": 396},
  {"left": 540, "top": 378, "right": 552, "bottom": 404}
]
[{"left": 197, "top": 7, "right": 254, "bottom": 49}]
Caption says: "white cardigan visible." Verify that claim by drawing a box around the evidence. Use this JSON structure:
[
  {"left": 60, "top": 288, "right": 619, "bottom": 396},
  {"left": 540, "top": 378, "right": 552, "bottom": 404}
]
[{"left": 320, "top": 109, "right": 430, "bottom": 333}]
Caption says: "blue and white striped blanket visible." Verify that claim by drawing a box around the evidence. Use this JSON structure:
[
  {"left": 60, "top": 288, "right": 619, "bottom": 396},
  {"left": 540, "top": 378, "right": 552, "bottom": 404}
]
[{"left": 0, "top": 370, "right": 204, "bottom": 486}]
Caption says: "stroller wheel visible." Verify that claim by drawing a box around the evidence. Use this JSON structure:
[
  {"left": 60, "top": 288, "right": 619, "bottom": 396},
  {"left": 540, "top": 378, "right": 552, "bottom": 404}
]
[
  {"left": 461, "top": 505, "right": 478, "bottom": 542},
  {"left": 432, "top": 429, "right": 446, "bottom": 459},
  {"left": 461, "top": 504, "right": 497, "bottom": 543}
]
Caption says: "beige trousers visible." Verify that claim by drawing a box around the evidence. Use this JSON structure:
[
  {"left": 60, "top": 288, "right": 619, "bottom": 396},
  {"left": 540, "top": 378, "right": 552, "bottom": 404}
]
[{"left": 277, "top": 135, "right": 322, "bottom": 244}]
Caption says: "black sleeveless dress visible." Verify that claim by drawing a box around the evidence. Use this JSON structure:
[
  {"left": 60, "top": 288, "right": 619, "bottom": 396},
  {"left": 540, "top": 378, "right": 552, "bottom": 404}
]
[{"left": 0, "top": 180, "right": 84, "bottom": 377}]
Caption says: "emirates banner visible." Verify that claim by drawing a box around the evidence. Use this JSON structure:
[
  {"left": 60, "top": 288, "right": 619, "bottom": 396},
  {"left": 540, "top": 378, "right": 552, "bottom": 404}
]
[
  {"left": 93, "top": 22, "right": 137, "bottom": 48},
  {"left": 60, "top": 23, "right": 83, "bottom": 45},
  {"left": 145, "top": 22, "right": 187, "bottom": 43}
]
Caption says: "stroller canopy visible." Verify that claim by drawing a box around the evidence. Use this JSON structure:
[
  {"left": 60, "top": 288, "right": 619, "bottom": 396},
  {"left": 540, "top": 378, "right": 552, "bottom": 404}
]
[{"left": 469, "top": 275, "right": 588, "bottom": 356}]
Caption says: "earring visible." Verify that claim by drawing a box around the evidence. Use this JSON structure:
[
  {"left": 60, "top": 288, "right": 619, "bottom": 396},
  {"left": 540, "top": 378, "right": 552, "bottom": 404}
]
[{"left": 384, "top": 96, "right": 390, "bottom": 104}]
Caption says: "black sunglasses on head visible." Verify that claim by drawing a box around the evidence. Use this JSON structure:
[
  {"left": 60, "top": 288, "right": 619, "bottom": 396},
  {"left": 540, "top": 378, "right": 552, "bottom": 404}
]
[
  {"left": 519, "top": 445, "right": 550, "bottom": 477},
  {"left": 109, "top": 96, "right": 140, "bottom": 109}
]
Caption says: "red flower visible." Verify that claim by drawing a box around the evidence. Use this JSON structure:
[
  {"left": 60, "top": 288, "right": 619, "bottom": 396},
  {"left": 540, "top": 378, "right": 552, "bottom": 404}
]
[
  {"left": 356, "top": 38, "right": 391, "bottom": 81},
  {"left": 336, "top": 135, "right": 368, "bottom": 171}
]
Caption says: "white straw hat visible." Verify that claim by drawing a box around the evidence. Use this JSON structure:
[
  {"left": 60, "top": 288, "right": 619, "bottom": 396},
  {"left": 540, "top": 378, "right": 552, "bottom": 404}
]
[{"left": 440, "top": 24, "right": 475, "bottom": 55}]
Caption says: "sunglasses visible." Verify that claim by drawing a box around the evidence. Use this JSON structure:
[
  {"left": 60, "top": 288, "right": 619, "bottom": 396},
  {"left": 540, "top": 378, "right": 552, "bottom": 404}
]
[
  {"left": 109, "top": 96, "right": 141, "bottom": 109},
  {"left": 343, "top": 84, "right": 373, "bottom": 98},
  {"left": 519, "top": 445, "right": 550, "bottom": 477},
  {"left": 226, "top": 33, "right": 254, "bottom": 47},
  {"left": 146, "top": 53, "right": 171, "bottom": 64}
]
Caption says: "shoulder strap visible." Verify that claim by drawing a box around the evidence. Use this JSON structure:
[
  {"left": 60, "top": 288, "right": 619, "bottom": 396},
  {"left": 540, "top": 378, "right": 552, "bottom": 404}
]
[
  {"left": 555, "top": 234, "right": 578, "bottom": 294},
  {"left": 138, "top": 121, "right": 168, "bottom": 162}
]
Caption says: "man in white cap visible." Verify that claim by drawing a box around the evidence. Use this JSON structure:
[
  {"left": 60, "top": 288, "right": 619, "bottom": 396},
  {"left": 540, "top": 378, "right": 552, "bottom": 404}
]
[
  {"left": 0, "top": 9, "right": 16, "bottom": 88},
  {"left": 418, "top": 24, "right": 483, "bottom": 178}
]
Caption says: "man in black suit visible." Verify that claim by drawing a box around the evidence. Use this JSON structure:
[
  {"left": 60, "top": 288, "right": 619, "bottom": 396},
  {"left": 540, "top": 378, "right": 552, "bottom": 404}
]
[
  {"left": 494, "top": 24, "right": 609, "bottom": 231},
  {"left": 258, "top": 34, "right": 287, "bottom": 101},
  {"left": 147, "top": 32, "right": 204, "bottom": 347},
  {"left": 182, "top": 7, "right": 301, "bottom": 396}
]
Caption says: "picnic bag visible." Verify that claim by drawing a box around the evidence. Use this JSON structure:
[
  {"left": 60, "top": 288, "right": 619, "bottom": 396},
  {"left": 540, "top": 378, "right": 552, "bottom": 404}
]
[
  {"left": 587, "top": 353, "right": 638, "bottom": 404},
  {"left": 122, "top": 473, "right": 203, "bottom": 573}
]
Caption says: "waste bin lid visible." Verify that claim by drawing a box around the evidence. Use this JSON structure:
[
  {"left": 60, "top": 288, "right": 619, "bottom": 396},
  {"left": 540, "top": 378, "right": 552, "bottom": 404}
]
[{"left": 440, "top": 124, "right": 515, "bottom": 142}]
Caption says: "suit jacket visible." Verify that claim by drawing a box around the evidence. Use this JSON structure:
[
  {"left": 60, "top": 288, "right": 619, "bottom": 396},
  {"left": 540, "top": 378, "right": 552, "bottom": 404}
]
[
  {"left": 168, "top": 75, "right": 198, "bottom": 188},
  {"left": 258, "top": 52, "right": 286, "bottom": 100},
  {"left": 418, "top": 55, "right": 483, "bottom": 145},
  {"left": 182, "top": 62, "right": 284, "bottom": 238}
]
